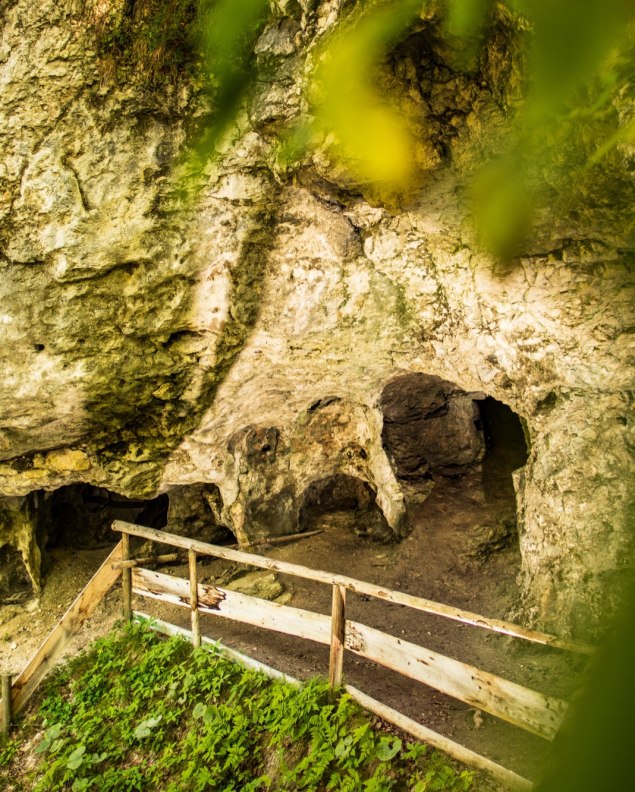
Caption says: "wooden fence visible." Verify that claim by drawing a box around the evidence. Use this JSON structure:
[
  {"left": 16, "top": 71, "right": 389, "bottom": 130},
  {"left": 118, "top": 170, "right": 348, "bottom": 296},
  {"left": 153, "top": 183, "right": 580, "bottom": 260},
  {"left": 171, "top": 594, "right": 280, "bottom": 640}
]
[
  {"left": 113, "top": 520, "right": 591, "bottom": 790},
  {"left": 1, "top": 519, "right": 593, "bottom": 790}
]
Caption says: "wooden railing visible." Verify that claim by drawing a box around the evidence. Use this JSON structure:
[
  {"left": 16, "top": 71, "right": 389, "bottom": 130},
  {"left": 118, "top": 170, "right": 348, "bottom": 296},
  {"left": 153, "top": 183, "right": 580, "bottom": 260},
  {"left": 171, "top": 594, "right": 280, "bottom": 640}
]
[
  {"left": 0, "top": 518, "right": 592, "bottom": 787},
  {"left": 110, "top": 520, "right": 592, "bottom": 790}
]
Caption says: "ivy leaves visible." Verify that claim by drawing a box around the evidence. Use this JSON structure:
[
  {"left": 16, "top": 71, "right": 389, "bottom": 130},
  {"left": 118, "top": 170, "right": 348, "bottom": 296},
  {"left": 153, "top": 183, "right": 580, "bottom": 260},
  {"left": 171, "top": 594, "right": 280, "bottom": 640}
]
[
  {"left": 375, "top": 736, "right": 403, "bottom": 761},
  {"left": 66, "top": 745, "right": 86, "bottom": 770}
]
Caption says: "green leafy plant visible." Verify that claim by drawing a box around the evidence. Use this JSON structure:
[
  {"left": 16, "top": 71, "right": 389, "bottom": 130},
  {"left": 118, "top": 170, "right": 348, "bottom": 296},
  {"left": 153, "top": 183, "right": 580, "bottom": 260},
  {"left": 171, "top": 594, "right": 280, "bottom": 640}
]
[{"left": 0, "top": 623, "right": 480, "bottom": 791}]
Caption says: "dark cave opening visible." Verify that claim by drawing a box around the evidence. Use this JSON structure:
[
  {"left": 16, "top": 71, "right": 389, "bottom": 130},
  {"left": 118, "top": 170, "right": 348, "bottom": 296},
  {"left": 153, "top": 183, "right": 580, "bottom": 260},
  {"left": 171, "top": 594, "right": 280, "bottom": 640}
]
[
  {"left": 0, "top": 482, "right": 234, "bottom": 603},
  {"left": 38, "top": 484, "right": 169, "bottom": 550},
  {"left": 478, "top": 396, "right": 529, "bottom": 502},
  {"left": 380, "top": 373, "right": 528, "bottom": 557},
  {"left": 380, "top": 373, "right": 528, "bottom": 492},
  {"left": 298, "top": 474, "right": 393, "bottom": 542},
  {"left": 37, "top": 482, "right": 236, "bottom": 553}
]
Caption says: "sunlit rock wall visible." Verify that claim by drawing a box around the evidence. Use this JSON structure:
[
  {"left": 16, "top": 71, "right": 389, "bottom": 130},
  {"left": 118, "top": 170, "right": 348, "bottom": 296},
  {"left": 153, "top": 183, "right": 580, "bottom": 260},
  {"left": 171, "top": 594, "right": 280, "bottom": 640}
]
[{"left": 0, "top": 0, "right": 633, "bottom": 636}]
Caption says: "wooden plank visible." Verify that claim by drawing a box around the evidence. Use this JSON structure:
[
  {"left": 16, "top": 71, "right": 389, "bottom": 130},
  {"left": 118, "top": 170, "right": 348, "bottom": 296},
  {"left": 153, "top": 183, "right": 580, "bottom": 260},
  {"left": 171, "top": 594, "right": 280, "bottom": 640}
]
[
  {"left": 132, "top": 567, "right": 224, "bottom": 608},
  {"left": 131, "top": 568, "right": 565, "bottom": 739},
  {"left": 345, "top": 686, "right": 534, "bottom": 792},
  {"left": 11, "top": 541, "right": 124, "bottom": 715},
  {"left": 113, "top": 521, "right": 593, "bottom": 655},
  {"left": 236, "top": 530, "right": 323, "bottom": 549},
  {"left": 132, "top": 568, "right": 331, "bottom": 646},
  {"left": 1, "top": 674, "right": 11, "bottom": 745},
  {"left": 329, "top": 584, "right": 346, "bottom": 688},
  {"left": 121, "top": 533, "right": 132, "bottom": 622},
  {"left": 188, "top": 550, "right": 201, "bottom": 648},
  {"left": 112, "top": 553, "right": 179, "bottom": 569},
  {"left": 343, "top": 621, "right": 567, "bottom": 740}
]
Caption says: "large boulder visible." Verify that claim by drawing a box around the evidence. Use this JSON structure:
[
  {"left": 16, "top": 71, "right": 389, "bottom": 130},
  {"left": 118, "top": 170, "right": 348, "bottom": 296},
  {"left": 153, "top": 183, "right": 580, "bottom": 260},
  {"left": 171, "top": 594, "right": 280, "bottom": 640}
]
[{"left": 381, "top": 373, "right": 486, "bottom": 479}]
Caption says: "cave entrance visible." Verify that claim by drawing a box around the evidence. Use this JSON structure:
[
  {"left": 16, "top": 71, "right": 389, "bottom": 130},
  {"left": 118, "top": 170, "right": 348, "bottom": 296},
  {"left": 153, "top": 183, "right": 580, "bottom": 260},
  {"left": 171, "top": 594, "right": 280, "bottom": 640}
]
[
  {"left": 380, "top": 373, "right": 528, "bottom": 492},
  {"left": 1, "top": 482, "right": 234, "bottom": 605},
  {"left": 38, "top": 484, "right": 169, "bottom": 550},
  {"left": 380, "top": 372, "right": 529, "bottom": 563},
  {"left": 380, "top": 372, "right": 486, "bottom": 483},
  {"left": 16, "top": 482, "right": 234, "bottom": 602},
  {"left": 298, "top": 474, "right": 393, "bottom": 542},
  {"left": 38, "top": 482, "right": 236, "bottom": 551}
]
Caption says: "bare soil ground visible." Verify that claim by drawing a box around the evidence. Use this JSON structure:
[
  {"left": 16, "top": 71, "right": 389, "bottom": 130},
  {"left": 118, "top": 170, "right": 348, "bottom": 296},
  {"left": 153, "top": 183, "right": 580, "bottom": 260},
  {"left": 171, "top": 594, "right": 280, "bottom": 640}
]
[
  {"left": 0, "top": 465, "right": 587, "bottom": 787},
  {"left": 0, "top": 546, "right": 123, "bottom": 677}
]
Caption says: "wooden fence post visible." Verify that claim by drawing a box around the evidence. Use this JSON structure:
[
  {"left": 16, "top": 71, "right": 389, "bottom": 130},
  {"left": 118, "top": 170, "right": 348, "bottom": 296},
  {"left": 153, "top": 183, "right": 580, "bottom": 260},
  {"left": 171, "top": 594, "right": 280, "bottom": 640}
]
[
  {"left": 189, "top": 549, "right": 201, "bottom": 649},
  {"left": 1, "top": 674, "right": 12, "bottom": 745},
  {"left": 329, "top": 584, "right": 346, "bottom": 688},
  {"left": 121, "top": 532, "right": 132, "bottom": 622}
]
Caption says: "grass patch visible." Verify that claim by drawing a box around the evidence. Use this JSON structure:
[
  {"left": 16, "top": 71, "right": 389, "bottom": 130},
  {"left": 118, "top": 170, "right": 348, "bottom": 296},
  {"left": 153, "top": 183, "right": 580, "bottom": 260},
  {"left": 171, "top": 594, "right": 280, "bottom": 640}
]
[
  {"left": 90, "top": 0, "right": 200, "bottom": 87},
  {"left": 1, "top": 623, "right": 476, "bottom": 790}
]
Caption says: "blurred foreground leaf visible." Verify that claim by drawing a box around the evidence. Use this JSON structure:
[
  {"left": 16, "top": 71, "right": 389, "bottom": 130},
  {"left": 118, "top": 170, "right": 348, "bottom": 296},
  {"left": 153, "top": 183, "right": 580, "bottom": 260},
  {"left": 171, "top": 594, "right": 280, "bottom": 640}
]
[
  {"left": 192, "top": 0, "right": 269, "bottom": 165},
  {"left": 310, "top": 0, "right": 425, "bottom": 189},
  {"left": 470, "top": 158, "right": 533, "bottom": 260},
  {"left": 527, "top": 0, "right": 632, "bottom": 116},
  {"left": 183, "top": 0, "right": 633, "bottom": 257}
]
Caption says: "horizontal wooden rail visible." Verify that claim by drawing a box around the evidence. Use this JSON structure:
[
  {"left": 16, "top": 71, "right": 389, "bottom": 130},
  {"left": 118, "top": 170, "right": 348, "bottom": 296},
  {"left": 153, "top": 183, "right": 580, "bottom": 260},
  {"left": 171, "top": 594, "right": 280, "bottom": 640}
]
[
  {"left": 114, "top": 521, "right": 593, "bottom": 655},
  {"left": 132, "top": 568, "right": 566, "bottom": 739},
  {"left": 132, "top": 567, "right": 331, "bottom": 644},
  {"left": 112, "top": 553, "right": 179, "bottom": 570},
  {"left": 344, "top": 621, "right": 566, "bottom": 740}
]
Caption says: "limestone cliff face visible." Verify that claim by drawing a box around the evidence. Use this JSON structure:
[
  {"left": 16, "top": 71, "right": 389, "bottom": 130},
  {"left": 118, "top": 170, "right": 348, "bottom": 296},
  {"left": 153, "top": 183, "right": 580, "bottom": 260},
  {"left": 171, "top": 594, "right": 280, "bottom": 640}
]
[{"left": 0, "top": 0, "right": 633, "bottom": 637}]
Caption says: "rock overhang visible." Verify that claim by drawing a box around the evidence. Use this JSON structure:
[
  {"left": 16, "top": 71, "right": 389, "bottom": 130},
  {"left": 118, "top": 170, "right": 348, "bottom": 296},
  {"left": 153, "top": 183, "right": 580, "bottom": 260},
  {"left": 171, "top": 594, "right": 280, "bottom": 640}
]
[{"left": 0, "top": 0, "right": 633, "bottom": 637}]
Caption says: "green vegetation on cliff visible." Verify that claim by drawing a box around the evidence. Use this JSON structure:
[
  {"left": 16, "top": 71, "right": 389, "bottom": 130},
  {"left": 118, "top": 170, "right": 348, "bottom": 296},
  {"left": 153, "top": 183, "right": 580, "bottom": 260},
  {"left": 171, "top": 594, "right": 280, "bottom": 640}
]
[
  {"left": 91, "top": 0, "right": 200, "bottom": 86},
  {"left": 1, "top": 624, "right": 476, "bottom": 791}
]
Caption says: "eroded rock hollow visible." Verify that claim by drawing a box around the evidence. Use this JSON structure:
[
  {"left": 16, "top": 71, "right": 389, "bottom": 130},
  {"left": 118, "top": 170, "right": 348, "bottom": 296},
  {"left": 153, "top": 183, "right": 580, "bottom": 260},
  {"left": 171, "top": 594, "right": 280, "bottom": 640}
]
[{"left": 0, "top": 0, "right": 633, "bottom": 638}]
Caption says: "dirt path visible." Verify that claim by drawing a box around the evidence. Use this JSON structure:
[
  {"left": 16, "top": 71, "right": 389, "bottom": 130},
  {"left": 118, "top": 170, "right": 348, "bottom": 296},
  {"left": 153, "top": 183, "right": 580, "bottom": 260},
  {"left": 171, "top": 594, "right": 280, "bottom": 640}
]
[{"left": 1, "top": 467, "right": 586, "bottom": 786}]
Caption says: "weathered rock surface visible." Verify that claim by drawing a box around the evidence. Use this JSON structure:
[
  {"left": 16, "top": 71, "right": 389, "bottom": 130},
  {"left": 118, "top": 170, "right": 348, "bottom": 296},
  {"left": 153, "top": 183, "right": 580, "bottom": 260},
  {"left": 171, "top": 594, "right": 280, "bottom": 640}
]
[
  {"left": 0, "top": 496, "right": 39, "bottom": 603},
  {"left": 0, "top": 0, "right": 633, "bottom": 637},
  {"left": 381, "top": 373, "right": 486, "bottom": 479},
  {"left": 164, "top": 483, "right": 230, "bottom": 544}
]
